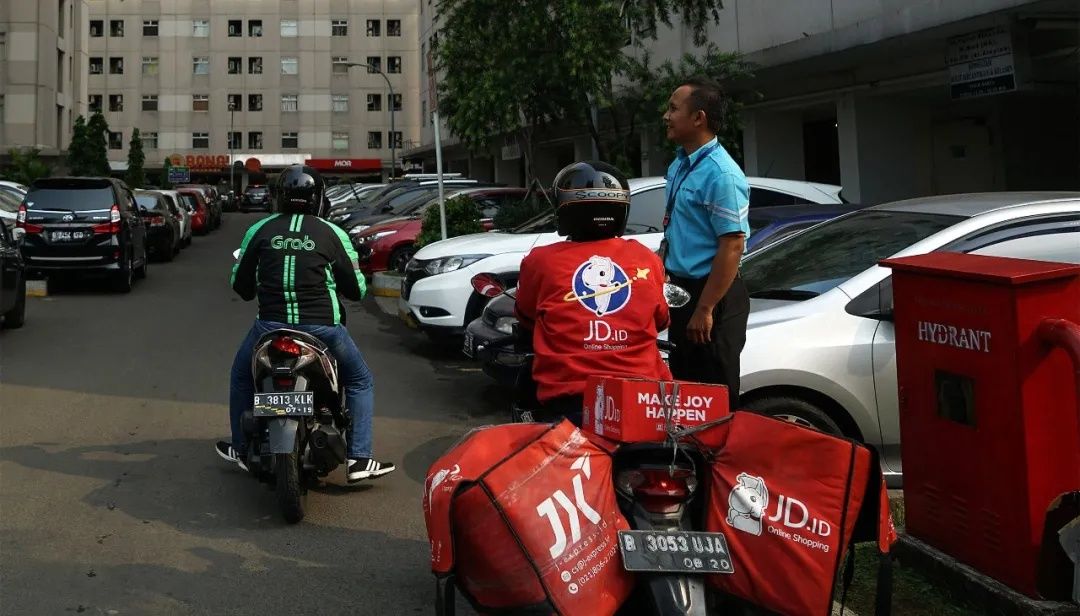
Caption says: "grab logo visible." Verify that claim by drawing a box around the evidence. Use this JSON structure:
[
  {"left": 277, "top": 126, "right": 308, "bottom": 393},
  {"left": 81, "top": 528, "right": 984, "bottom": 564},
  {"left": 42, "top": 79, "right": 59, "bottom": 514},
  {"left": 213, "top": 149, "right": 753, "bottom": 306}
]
[{"left": 535, "top": 454, "right": 601, "bottom": 559}]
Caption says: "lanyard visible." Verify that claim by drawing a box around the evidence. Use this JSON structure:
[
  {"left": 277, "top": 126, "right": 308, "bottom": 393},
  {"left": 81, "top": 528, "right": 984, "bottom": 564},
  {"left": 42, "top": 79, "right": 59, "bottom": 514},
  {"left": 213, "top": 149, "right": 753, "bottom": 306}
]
[{"left": 664, "top": 142, "right": 719, "bottom": 229}]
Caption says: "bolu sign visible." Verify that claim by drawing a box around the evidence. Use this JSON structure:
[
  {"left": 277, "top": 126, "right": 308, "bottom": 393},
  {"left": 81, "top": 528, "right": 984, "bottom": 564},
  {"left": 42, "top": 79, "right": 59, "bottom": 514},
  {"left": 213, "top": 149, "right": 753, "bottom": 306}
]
[{"left": 169, "top": 154, "right": 230, "bottom": 171}]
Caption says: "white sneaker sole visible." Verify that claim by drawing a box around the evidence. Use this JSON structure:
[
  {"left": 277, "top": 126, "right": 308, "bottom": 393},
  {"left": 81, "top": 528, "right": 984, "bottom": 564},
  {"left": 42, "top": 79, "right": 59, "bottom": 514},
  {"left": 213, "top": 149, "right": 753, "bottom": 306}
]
[
  {"left": 347, "top": 467, "right": 395, "bottom": 482},
  {"left": 216, "top": 447, "right": 248, "bottom": 472}
]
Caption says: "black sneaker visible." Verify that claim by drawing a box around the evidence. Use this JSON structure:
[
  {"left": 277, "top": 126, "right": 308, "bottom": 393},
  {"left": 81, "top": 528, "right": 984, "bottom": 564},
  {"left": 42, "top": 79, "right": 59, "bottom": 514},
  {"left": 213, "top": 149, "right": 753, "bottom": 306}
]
[
  {"left": 215, "top": 441, "right": 248, "bottom": 472},
  {"left": 347, "top": 458, "right": 396, "bottom": 482}
]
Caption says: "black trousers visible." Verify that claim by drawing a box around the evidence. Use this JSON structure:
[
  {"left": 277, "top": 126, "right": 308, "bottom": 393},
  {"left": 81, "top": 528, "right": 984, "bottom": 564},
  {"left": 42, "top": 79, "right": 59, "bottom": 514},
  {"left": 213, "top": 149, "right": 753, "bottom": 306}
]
[{"left": 667, "top": 274, "right": 750, "bottom": 408}]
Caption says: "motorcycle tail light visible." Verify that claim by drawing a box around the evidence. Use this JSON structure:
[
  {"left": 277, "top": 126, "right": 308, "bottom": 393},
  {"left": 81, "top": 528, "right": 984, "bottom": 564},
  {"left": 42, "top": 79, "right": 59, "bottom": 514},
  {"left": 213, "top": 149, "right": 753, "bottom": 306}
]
[
  {"left": 271, "top": 337, "right": 302, "bottom": 357},
  {"left": 617, "top": 468, "right": 697, "bottom": 515},
  {"left": 273, "top": 376, "right": 296, "bottom": 388}
]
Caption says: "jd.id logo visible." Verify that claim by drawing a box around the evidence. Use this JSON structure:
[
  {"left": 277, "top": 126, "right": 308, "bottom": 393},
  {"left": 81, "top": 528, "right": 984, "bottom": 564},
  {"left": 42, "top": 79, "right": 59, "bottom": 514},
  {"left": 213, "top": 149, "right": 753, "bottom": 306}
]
[
  {"left": 271, "top": 235, "right": 316, "bottom": 251},
  {"left": 565, "top": 256, "right": 632, "bottom": 317}
]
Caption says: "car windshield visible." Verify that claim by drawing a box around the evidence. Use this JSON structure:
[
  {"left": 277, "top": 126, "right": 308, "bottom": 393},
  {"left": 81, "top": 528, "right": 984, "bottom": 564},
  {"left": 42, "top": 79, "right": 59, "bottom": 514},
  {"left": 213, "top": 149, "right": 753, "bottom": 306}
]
[
  {"left": 136, "top": 195, "right": 161, "bottom": 209},
  {"left": 180, "top": 194, "right": 198, "bottom": 210},
  {"left": 0, "top": 191, "right": 21, "bottom": 213},
  {"left": 247, "top": 187, "right": 267, "bottom": 194},
  {"left": 740, "top": 210, "right": 962, "bottom": 298},
  {"left": 511, "top": 211, "right": 557, "bottom": 234},
  {"left": 26, "top": 185, "right": 114, "bottom": 211}
]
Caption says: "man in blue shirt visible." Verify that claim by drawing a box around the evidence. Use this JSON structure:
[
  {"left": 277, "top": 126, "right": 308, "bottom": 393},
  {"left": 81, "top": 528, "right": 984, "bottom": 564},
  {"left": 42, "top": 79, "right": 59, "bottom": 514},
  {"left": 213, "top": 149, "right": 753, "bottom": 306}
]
[{"left": 661, "top": 76, "right": 751, "bottom": 407}]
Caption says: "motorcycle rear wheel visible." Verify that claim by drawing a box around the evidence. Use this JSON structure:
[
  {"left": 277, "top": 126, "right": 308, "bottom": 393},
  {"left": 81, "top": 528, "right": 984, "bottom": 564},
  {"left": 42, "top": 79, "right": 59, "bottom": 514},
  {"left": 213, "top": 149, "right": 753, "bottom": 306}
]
[{"left": 276, "top": 448, "right": 306, "bottom": 524}]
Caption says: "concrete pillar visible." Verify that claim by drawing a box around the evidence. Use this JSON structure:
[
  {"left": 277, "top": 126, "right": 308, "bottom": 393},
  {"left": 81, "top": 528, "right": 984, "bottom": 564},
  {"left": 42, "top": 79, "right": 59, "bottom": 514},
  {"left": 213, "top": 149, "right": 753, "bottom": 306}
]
[
  {"left": 837, "top": 93, "right": 933, "bottom": 204},
  {"left": 640, "top": 132, "right": 672, "bottom": 178},
  {"left": 468, "top": 156, "right": 494, "bottom": 182},
  {"left": 742, "top": 109, "right": 805, "bottom": 180}
]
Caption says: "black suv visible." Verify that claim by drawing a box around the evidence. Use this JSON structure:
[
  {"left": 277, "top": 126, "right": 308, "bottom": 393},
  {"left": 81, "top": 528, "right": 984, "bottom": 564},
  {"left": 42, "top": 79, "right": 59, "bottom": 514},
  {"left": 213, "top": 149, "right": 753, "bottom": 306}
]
[
  {"left": 19, "top": 177, "right": 148, "bottom": 292},
  {"left": 241, "top": 185, "right": 271, "bottom": 212}
]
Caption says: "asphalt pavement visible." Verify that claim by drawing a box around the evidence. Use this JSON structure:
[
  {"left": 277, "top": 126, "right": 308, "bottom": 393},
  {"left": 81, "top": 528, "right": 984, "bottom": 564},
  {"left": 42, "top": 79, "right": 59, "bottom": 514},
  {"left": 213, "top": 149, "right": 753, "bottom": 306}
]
[{"left": 0, "top": 213, "right": 507, "bottom": 615}]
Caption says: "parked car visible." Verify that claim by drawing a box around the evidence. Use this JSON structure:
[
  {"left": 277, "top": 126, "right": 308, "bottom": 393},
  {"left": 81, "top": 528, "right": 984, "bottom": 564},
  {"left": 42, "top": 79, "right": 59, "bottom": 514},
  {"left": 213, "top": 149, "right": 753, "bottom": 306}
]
[
  {"left": 0, "top": 220, "right": 27, "bottom": 328},
  {"left": 330, "top": 179, "right": 483, "bottom": 229},
  {"left": 176, "top": 184, "right": 222, "bottom": 229},
  {"left": 0, "top": 180, "right": 28, "bottom": 203},
  {"left": 156, "top": 190, "right": 193, "bottom": 248},
  {"left": 745, "top": 203, "right": 862, "bottom": 252},
  {"left": 177, "top": 188, "right": 211, "bottom": 235},
  {"left": 403, "top": 177, "right": 848, "bottom": 339},
  {"left": 135, "top": 190, "right": 182, "bottom": 261},
  {"left": 353, "top": 188, "right": 529, "bottom": 276},
  {"left": 0, "top": 189, "right": 23, "bottom": 227},
  {"left": 241, "top": 185, "right": 271, "bottom": 212},
  {"left": 18, "top": 177, "right": 149, "bottom": 292}
]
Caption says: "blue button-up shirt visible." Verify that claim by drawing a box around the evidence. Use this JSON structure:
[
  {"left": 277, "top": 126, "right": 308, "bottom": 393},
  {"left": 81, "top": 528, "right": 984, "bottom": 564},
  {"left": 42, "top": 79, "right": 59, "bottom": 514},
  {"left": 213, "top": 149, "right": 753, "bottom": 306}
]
[{"left": 663, "top": 138, "right": 750, "bottom": 279}]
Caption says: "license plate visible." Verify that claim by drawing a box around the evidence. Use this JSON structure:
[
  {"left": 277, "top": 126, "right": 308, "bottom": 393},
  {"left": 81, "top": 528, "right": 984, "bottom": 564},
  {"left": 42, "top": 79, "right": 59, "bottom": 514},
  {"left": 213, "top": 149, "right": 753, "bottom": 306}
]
[
  {"left": 253, "top": 391, "right": 314, "bottom": 417},
  {"left": 50, "top": 230, "right": 89, "bottom": 242},
  {"left": 618, "top": 530, "right": 735, "bottom": 574},
  {"left": 462, "top": 332, "right": 474, "bottom": 358}
]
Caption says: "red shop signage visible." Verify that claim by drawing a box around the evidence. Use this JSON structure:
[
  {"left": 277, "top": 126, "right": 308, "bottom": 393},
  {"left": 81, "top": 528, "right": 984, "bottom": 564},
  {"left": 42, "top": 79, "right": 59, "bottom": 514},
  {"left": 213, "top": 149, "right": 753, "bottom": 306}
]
[
  {"left": 169, "top": 154, "right": 230, "bottom": 171},
  {"left": 305, "top": 158, "right": 382, "bottom": 172}
]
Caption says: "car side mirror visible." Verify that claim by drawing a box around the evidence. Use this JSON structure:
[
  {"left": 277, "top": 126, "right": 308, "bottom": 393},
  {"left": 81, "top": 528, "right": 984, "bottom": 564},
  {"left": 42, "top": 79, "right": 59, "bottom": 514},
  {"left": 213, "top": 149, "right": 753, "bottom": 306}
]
[{"left": 845, "top": 278, "right": 894, "bottom": 322}]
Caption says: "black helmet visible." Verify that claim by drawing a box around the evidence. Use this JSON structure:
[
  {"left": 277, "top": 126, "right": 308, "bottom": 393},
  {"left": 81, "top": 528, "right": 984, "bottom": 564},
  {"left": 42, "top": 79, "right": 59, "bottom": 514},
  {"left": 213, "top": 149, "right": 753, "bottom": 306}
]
[
  {"left": 275, "top": 165, "right": 324, "bottom": 215},
  {"left": 553, "top": 161, "right": 630, "bottom": 240}
]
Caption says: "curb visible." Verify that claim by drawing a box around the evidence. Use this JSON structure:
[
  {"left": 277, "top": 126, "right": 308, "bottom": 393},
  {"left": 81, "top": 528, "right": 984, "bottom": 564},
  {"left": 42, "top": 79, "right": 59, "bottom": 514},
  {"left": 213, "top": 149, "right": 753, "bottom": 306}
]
[{"left": 372, "top": 271, "right": 402, "bottom": 299}]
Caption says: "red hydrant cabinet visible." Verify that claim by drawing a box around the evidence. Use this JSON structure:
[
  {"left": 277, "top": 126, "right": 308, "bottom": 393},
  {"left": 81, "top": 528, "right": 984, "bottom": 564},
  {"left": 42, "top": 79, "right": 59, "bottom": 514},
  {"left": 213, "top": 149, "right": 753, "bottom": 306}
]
[{"left": 882, "top": 252, "right": 1080, "bottom": 597}]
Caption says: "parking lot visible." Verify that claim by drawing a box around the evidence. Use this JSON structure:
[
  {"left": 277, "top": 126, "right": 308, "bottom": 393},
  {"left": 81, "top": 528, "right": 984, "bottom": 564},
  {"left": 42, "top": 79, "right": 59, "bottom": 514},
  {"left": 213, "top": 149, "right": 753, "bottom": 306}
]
[{"left": 0, "top": 213, "right": 506, "bottom": 614}]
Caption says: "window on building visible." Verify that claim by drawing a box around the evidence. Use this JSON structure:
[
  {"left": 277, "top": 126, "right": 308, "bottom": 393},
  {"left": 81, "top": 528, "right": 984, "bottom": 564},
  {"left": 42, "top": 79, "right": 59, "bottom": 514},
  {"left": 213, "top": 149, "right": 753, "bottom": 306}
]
[
  {"left": 281, "top": 56, "right": 298, "bottom": 75},
  {"left": 248, "top": 94, "right": 263, "bottom": 111},
  {"left": 387, "top": 56, "right": 401, "bottom": 74},
  {"left": 109, "top": 94, "right": 123, "bottom": 112},
  {"left": 366, "top": 20, "right": 380, "bottom": 36},
  {"left": 142, "top": 95, "right": 158, "bottom": 111},
  {"left": 280, "top": 20, "right": 298, "bottom": 37},
  {"left": 193, "top": 56, "right": 209, "bottom": 75},
  {"left": 387, "top": 19, "right": 401, "bottom": 36},
  {"left": 391, "top": 93, "right": 402, "bottom": 111},
  {"left": 332, "top": 132, "right": 349, "bottom": 150},
  {"left": 192, "top": 132, "right": 209, "bottom": 149},
  {"left": 89, "top": 57, "right": 103, "bottom": 74},
  {"left": 109, "top": 131, "right": 123, "bottom": 149},
  {"left": 141, "top": 131, "right": 158, "bottom": 150},
  {"left": 89, "top": 94, "right": 103, "bottom": 112},
  {"left": 110, "top": 20, "right": 124, "bottom": 37},
  {"left": 228, "top": 20, "right": 242, "bottom": 37},
  {"left": 227, "top": 94, "right": 242, "bottom": 111},
  {"left": 389, "top": 131, "right": 402, "bottom": 149},
  {"left": 248, "top": 56, "right": 263, "bottom": 74},
  {"left": 282, "top": 132, "right": 299, "bottom": 149},
  {"left": 192, "top": 94, "right": 209, "bottom": 111},
  {"left": 332, "top": 19, "right": 348, "bottom": 36},
  {"left": 281, "top": 94, "right": 298, "bottom": 112},
  {"left": 228, "top": 57, "right": 242, "bottom": 74},
  {"left": 248, "top": 132, "right": 263, "bottom": 150},
  {"left": 109, "top": 57, "right": 124, "bottom": 74},
  {"left": 192, "top": 19, "right": 209, "bottom": 37},
  {"left": 367, "top": 94, "right": 381, "bottom": 111},
  {"left": 332, "top": 56, "right": 350, "bottom": 74},
  {"left": 332, "top": 95, "right": 349, "bottom": 112},
  {"left": 143, "top": 20, "right": 158, "bottom": 36},
  {"left": 367, "top": 131, "right": 382, "bottom": 149},
  {"left": 228, "top": 132, "right": 241, "bottom": 149},
  {"left": 366, "top": 57, "right": 381, "bottom": 73},
  {"left": 249, "top": 20, "right": 263, "bottom": 37},
  {"left": 142, "top": 56, "right": 159, "bottom": 76},
  {"left": 90, "top": 20, "right": 103, "bottom": 37}
]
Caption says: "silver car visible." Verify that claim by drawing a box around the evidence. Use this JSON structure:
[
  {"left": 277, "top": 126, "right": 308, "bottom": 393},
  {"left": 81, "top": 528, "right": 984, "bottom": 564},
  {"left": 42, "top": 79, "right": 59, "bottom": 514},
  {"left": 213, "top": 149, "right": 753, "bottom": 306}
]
[{"left": 737, "top": 192, "right": 1080, "bottom": 487}]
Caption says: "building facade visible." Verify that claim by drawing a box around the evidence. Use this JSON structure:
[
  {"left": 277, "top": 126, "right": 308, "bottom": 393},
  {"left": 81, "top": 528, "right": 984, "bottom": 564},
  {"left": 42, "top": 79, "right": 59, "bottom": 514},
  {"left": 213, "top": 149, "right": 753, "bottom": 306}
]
[
  {"left": 410, "top": 0, "right": 1079, "bottom": 202},
  {"left": 85, "top": 0, "right": 420, "bottom": 184},
  {"left": 0, "top": 0, "right": 90, "bottom": 159}
]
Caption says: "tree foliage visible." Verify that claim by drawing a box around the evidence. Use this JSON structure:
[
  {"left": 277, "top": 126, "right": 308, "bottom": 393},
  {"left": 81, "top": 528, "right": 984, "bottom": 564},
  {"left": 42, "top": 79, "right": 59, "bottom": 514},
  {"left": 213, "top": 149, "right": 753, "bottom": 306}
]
[
  {"left": 126, "top": 128, "right": 146, "bottom": 188},
  {"left": 415, "top": 194, "right": 484, "bottom": 248},
  {"left": 161, "top": 157, "right": 173, "bottom": 189},
  {"left": 67, "top": 115, "right": 91, "bottom": 175},
  {"left": 86, "top": 111, "right": 111, "bottom": 176},
  {"left": 3, "top": 148, "right": 52, "bottom": 185}
]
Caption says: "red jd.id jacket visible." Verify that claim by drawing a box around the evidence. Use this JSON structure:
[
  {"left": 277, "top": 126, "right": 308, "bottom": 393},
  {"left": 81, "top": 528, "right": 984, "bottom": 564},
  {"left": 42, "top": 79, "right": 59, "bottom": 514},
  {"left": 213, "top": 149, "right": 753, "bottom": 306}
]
[{"left": 516, "top": 238, "right": 672, "bottom": 402}]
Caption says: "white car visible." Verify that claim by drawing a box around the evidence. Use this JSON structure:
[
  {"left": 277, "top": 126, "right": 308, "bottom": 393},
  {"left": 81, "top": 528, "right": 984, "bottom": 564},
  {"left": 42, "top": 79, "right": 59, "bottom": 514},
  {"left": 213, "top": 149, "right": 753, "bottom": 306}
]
[
  {"left": 403, "top": 177, "right": 844, "bottom": 338},
  {"left": 0, "top": 182, "right": 27, "bottom": 226},
  {"left": 156, "top": 190, "right": 193, "bottom": 247},
  {"left": 736, "top": 192, "right": 1080, "bottom": 487}
]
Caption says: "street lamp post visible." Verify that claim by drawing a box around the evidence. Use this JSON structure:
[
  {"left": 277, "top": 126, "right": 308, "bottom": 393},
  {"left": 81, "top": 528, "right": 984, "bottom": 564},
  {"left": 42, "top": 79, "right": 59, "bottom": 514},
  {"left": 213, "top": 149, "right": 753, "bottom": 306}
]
[
  {"left": 228, "top": 101, "right": 236, "bottom": 199},
  {"left": 347, "top": 62, "right": 395, "bottom": 180}
]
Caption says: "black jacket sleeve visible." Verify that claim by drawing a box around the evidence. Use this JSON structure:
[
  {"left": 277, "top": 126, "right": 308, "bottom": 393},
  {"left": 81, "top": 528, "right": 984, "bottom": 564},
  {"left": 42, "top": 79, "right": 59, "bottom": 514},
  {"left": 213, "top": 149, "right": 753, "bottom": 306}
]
[
  {"left": 231, "top": 237, "right": 260, "bottom": 301},
  {"left": 327, "top": 223, "right": 366, "bottom": 301}
]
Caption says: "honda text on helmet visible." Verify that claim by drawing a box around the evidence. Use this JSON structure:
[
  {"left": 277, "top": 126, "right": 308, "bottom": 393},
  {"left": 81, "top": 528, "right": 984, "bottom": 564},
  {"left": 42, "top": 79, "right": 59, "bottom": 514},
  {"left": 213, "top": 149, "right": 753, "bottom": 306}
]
[{"left": 554, "top": 161, "right": 631, "bottom": 241}]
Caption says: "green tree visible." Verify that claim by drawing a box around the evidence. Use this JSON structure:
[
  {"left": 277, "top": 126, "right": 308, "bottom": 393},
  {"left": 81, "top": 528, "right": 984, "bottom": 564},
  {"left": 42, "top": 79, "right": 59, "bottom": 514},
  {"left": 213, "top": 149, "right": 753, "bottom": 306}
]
[
  {"left": 86, "top": 111, "right": 111, "bottom": 176},
  {"left": 126, "top": 128, "right": 146, "bottom": 188},
  {"left": 415, "top": 194, "right": 484, "bottom": 248},
  {"left": 3, "top": 148, "right": 52, "bottom": 185},
  {"left": 161, "top": 157, "right": 173, "bottom": 189},
  {"left": 434, "top": 0, "right": 728, "bottom": 182},
  {"left": 67, "top": 115, "right": 91, "bottom": 175}
]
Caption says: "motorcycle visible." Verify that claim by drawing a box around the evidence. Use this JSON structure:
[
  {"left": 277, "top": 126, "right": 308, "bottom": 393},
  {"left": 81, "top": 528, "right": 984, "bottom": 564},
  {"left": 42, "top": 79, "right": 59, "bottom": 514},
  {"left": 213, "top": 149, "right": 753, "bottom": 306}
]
[
  {"left": 231, "top": 249, "right": 351, "bottom": 524},
  {"left": 477, "top": 284, "right": 719, "bottom": 615}
]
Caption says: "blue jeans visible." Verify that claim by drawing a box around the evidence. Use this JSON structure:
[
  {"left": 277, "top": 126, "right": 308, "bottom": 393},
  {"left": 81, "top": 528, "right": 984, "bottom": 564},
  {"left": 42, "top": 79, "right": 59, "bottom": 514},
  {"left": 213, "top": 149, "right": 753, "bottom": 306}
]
[{"left": 229, "top": 320, "right": 374, "bottom": 459}]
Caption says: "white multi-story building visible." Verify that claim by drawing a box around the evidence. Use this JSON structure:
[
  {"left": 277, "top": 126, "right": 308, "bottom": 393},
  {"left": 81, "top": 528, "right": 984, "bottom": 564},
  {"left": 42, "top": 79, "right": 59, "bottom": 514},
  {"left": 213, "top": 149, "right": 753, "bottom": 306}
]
[
  {"left": 85, "top": 0, "right": 420, "bottom": 184},
  {"left": 409, "top": 0, "right": 1079, "bottom": 202},
  {"left": 0, "top": 0, "right": 90, "bottom": 161}
]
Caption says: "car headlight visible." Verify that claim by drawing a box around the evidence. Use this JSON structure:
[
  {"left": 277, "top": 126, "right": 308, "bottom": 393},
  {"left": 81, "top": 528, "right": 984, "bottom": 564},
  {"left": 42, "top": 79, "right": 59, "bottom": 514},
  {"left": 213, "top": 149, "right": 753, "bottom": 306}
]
[
  {"left": 348, "top": 225, "right": 370, "bottom": 236},
  {"left": 364, "top": 230, "right": 398, "bottom": 242},
  {"left": 423, "top": 254, "right": 491, "bottom": 275},
  {"left": 494, "top": 316, "right": 517, "bottom": 335}
]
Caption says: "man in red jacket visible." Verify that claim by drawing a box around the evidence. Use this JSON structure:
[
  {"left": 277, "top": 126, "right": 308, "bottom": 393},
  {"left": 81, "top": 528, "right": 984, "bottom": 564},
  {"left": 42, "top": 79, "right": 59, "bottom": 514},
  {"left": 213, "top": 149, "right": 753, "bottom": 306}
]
[{"left": 516, "top": 161, "right": 672, "bottom": 425}]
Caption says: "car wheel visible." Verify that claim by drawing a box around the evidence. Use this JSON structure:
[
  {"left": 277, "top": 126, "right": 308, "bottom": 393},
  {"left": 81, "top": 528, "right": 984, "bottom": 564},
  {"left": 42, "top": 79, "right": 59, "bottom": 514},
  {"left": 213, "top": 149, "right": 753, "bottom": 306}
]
[
  {"left": 2, "top": 277, "right": 27, "bottom": 329},
  {"left": 135, "top": 246, "right": 148, "bottom": 279},
  {"left": 388, "top": 245, "right": 415, "bottom": 274},
  {"left": 742, "top": 395, "right": 845, "bottom": 436},
  {"left": 113, "top": 251, "right": 134, "bottom": 293}
]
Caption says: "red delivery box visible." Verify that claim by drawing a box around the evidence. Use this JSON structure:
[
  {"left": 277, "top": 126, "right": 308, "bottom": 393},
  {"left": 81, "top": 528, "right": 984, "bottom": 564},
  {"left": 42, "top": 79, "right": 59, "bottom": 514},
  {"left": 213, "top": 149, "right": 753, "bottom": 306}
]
[{"left": 582, "top": 376, "right": 729, "bottom": 442}]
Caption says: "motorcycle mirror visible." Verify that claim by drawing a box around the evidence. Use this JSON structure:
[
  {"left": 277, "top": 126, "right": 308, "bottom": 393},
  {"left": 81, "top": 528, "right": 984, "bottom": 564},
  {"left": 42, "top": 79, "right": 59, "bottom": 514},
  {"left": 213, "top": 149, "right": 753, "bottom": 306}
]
[
  {"left": 664, "top": 283, "right": 691, "bottom": 308},
  {"left": 232, "top": 248, "right": 240, "bottom": 260}
]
